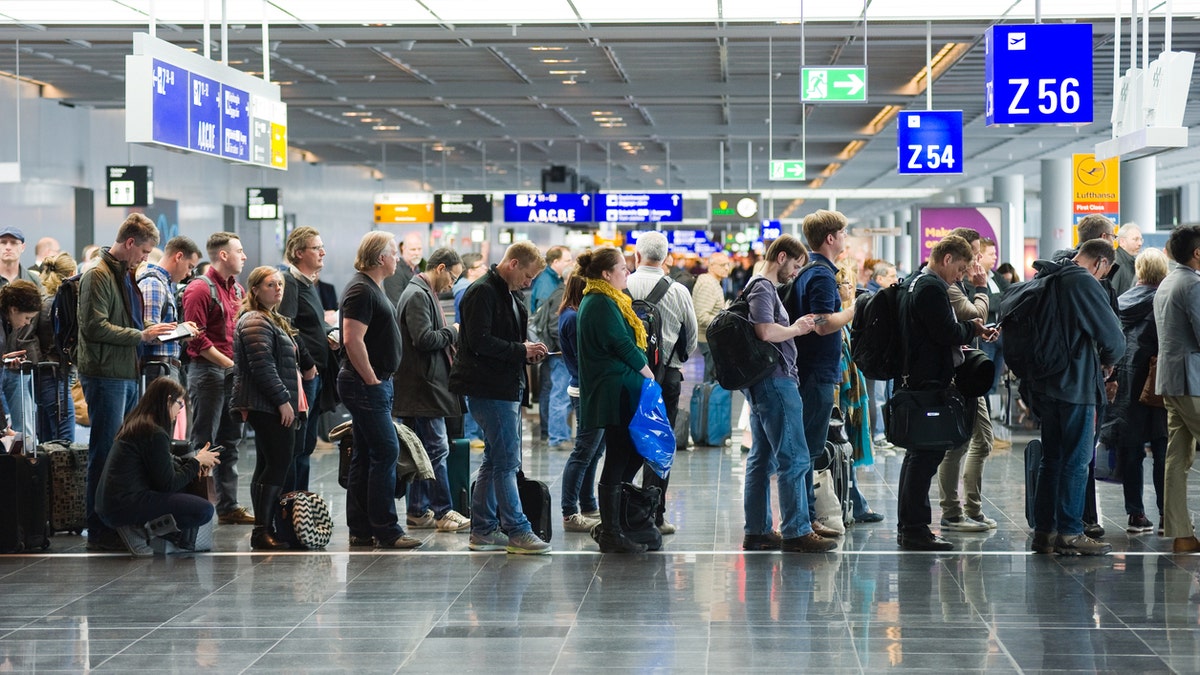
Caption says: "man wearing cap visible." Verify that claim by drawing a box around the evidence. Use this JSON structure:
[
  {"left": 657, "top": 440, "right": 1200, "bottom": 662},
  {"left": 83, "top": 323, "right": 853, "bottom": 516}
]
[{"left": 0, "top": 226, "right": 44, "bottom": 435}]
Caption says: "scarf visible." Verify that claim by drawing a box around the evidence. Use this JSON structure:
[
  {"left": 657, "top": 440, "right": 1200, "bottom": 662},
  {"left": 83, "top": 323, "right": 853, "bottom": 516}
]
[{"left": 583, "top": 277, "right": 647, "bottom": 350}]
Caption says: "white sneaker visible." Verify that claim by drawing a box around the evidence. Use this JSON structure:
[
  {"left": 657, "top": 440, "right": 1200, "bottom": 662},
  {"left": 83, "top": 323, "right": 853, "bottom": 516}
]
[
  {"left": 435, "top": 510, "right": 471, "bottom": 532},
  {"left": 940, "top": 516, "right": 990, "bottom": 532},
  {"left": 563, "top": 512, "right": 600, "bottom": 532},
  {"left": 406, "top": 509, "right": 436, "bottom": 529}
]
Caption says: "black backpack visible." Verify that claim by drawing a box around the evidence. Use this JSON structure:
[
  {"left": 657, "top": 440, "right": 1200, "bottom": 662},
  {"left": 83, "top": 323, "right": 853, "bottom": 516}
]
[
  {"left": 50, "top": 274, "right": 82, "bottom": 367},
  {"left": 849, "top": 281, "right": 906, "bottom": 381},
  {"left": 175, "top": 273, "right": 244, "bottom": 365},
  {"left": 627, "top": 277, "right": 673, "bottom": 383},
  {"left": 705, "top": 277, "right": 780, "bottom": 391},
  {"left": 530, "top": 285, "right": 564, "bottom": 352},
  {"left": 998, "top": 260, "right": 1071, "bottom": 382}
]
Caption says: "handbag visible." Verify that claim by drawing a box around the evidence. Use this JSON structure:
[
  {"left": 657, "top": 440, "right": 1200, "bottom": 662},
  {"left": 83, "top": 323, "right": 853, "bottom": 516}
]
[
  {"left": 883, "top": 386, "right": 972, "bottom": 451},
  {"left": 274, "top": 491, "right": 334, "bottom": 549},
  {"left": 1139, "top": 356, "right": 1164, "bottom": 408}
]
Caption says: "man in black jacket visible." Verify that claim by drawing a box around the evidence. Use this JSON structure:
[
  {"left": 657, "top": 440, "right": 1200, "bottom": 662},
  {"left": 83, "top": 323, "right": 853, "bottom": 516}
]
[
  {"left": 450, "top": 242, "right": 551, "bottom": 555},
  {"left": 395, "top": 247, "right": 470, "bottom": 534},
  {"left": 279, "top": 226, "right": 336, "bottom": 492},
  {"left": 896, "top": 236, "right": 997, "bottom": 551}
]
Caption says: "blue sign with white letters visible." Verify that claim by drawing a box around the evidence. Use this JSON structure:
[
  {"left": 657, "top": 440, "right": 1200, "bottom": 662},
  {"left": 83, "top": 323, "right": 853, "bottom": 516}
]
[
  {"left": 503, "top": 193, "right": 594, "bottom": 223},
  {"left": 221, "top": 85, "right": 250, "bottom": 162},
  {"left": 150, "top": 59, "right": 188, "bottom": 149},
  {"left": 897, "top": 111, "right": 963, "bottom": 175},
  {"left": 986, "top": 23, "right": 1093, "bottom": 125},
  {"left": 595, "top": 193, "right": 683, "bottom": 223},
  {"left": 188, "top": 72, "right": 221, "bottom": 156}
]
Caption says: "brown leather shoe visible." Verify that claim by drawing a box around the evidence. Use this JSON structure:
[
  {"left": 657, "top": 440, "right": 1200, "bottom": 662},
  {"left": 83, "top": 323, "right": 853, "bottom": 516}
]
[
  {"left": 1173, "top": 536, "right": 1200, "bottom": 554},
  {"left": 811, "top": 520, "right": 842, "bottom": 538},
  {"left": 217, "top": 506, "right": 255, "bottom": 525}
]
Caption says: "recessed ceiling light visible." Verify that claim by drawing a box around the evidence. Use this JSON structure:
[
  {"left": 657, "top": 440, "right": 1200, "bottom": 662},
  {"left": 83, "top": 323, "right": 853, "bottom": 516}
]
[
  {"left": 541, "top": 58, "right": 577, "bottom": 64},
  {"left": 372, "top": 125, "right": 401, "bottom": 131},
  {"left": 530, "top": 46, "right": 567, "bottom": 51},
  {"left": 548, "top": 70, "right": 586, "bottom": 75}
]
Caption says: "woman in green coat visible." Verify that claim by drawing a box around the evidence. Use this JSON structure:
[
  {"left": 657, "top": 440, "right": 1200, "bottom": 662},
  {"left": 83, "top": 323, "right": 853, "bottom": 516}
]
[{"left": 576, "top": 247, "right": 655, "bottom": 553}]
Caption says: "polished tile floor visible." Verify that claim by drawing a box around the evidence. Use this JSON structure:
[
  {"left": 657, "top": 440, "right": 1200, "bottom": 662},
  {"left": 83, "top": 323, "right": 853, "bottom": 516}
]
[{"left": 5, "top": 409, "right": 1200, "bottom": 673}]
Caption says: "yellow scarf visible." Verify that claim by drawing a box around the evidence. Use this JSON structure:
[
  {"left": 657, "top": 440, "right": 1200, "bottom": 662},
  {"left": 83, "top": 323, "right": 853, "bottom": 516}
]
[{"left": 583, "top": 277, "right": 647, "bottom": 350}]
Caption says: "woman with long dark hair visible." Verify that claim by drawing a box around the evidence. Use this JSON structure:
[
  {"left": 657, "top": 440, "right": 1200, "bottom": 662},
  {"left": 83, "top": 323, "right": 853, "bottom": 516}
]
[
  {"left": 557, "top": 271, "right": 605, "bottom": 533},
  {"left": 576, "top": 246, "right": 656, "bottom": 553},
  {"left": 96, "top": 377, "right": 220, "bottom": 556},
  {"left": 232, "top": 266, "right": 304, "bottom": 550}
]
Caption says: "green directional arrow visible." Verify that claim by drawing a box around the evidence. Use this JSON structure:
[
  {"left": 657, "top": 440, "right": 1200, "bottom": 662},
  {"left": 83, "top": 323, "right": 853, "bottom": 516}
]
[
  {"left": 801, "top": 66, "right": 868, "bottom": 102},
  {"left": 769, "top": 159, "right": 806, "bottom": 181}
]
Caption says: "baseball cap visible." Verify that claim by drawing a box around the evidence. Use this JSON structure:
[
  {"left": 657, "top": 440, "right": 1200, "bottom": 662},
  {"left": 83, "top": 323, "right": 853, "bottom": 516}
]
[{"left": 0, "top": 226, "right": 25, "bottom": 243}]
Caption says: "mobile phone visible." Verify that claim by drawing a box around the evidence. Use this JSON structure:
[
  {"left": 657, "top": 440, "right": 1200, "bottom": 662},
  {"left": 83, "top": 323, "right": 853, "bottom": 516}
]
[
  {"left": 545, "top": 351, "right": 562, "bottom": 356},
  {"left": 984, "top": 322, "right": 999, "bottom": 330},
  {"left": 813, "top": 316, "right": 829, "bottom": 326}
]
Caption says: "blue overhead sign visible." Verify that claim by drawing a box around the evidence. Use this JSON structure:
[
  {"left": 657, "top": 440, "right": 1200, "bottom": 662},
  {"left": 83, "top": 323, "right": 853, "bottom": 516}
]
[
  {"left": 986, "top": 23, "right": 1093, "bottom": 125},
  {"left": 897, "top": 110, "right": 963, "bottom": 175},
  {"left": 503, "top": 193, "right": 593, "bottom": 223},
  {"left": 151, "top": 59, "right": 188, "bottom": 148},
  {"left": 595, "top": 193, "right": 683, "bottom": 223},
  {"left": 188, "top": 72, "right": 221, "bottom": 156}
]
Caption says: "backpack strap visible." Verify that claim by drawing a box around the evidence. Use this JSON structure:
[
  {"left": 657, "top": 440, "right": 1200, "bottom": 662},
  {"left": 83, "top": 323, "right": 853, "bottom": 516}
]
[{"left": 645, "top": 276, "right": 672, "bottom": 305}]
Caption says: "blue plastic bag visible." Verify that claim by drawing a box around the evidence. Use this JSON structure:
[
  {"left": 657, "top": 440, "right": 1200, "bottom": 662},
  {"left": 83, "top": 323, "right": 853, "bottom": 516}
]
[{"left": 629, "top": 378, "right": 676, "bottom": 478}]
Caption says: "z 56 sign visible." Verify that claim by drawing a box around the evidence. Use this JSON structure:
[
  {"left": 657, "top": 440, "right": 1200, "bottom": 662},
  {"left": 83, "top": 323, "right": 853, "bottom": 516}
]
[
  {"left": 986, "top": 23, "right": 1093, "bottom": 125},
  {"left": 897, "top": 111, "right": 963, "bottom": 175}
]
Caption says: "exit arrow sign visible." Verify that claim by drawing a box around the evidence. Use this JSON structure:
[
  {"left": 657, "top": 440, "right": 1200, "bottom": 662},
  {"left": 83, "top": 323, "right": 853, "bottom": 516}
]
[
  {"left": 769, "top": 159, "right": 806, "bottom": 181},
  {"left": 801, "top": 66, "right": 868, "bottom": 103}
]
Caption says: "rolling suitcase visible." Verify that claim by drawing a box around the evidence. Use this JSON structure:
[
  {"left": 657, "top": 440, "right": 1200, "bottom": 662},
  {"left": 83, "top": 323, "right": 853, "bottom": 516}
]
[
  {"left": 448, "top": 437, "right": 471, "bottom": 517},
  {"left": 470, "top": 469, "right": 552, "bottom": 542},
  {"left": 41, "top": 440, "right": 87, "bottom": 534},
  {"left": 673, "top": 408, "right": 690, "bottom": 451},
  {"left": 690, "top": 382, "right": 732, "bottom": 446},
  {"left": 1025, "top": 439, "right": 1042, "bottom": 529},
  {"left": 0, "top": 450, "right": 50, "bottom": 553}
]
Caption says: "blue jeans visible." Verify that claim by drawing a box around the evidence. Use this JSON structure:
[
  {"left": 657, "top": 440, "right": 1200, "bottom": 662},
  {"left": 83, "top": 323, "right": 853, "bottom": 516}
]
[
  {"left": 979, "top": 337, "right": 1004, "bottom": 397},
  {"left": 866, "top": 378, "right": 891, "bottom": 440},
  {"left": 469, "top": 395, "right": 531, "bottom": 537},
  {"left": 2, "top": 370, "right": 33, "bottom": 435},
  {"left": 36, "top": 369, "right": 75, "bottom": 443},
  {"left": 463, "top": 402, "right": 483, "bottom": 441},
  {"left": 540, "top": 356, "right": 572, "bottom": 445},
  {"left": 338, "top": 372, "right": 404, "bottom": 543},
  {"left": 82, "top": 376, "right": 139, "bottom": 538},
  {"left": 187, "top": 362, "right": 244, "bottom": 514},
  {"left": 561, "top": 396, "right": 604, "bottom": 516},
  {"left": 743, "top": 376, "right": 813, "bottom": 539},
  {"left": 798, "top": 376, "right": 836, "bottom": 522},
  {"left": 405, "top": 416, "right": 454, "bottom": 520},
  {"left": 101, "top": 491, "right": 215, "bottom": 531},
  {"left": 286, "top": 373, "right": 322, "bottom": 492},
  {"left": 1032, "top": 396, "right": 1095, "bottom": 537}
]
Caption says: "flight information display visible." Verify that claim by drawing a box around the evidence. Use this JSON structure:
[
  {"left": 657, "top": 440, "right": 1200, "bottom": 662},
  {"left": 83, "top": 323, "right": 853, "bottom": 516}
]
[
  {"left": 503, "top": 193, "right": 593, "bottom": 223},
  {"left": 594, "top": 193, "right": 683, "bottom": 223}
]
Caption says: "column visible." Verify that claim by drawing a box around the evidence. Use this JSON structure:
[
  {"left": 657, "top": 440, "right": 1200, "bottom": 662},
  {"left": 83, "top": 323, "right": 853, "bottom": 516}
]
[
  {"left": 879, "top": 213, "right": 896, "bottom": 262},
  {"left": 895, "top": 208, "right": 913, "bottom": 274},
  {"left": 1181, "top": 183, "right": 1200, "bottom": 224},
  {"left": 1041, "top": 158, "right": 1073, "bottom": 257},
  {"left": 1120, "top": 156, "right": 1157, "bottom": 232},
  {"left": 958, "top": 186, "right": 986, "bottom": 203},
  {"left": 993, "top": 174, "right": 1025, "bottom": 272}
]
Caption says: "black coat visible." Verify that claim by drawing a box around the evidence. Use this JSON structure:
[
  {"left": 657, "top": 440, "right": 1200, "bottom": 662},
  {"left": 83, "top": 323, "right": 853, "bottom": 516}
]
[
  {"left": 96, "top": 429, "right": 201, "bottom": 521},
  {"left": 393, "top": 274, "right": 460, "bottom": 418},
  {"left": 279, "top": 267, "right": 336, "bottom": 410},
  {"left": 899, "top": 270, "right": 975, "bottom": 389},
  {"left": 1101, "top": 284, "right": 1167, "bottom": 447},
  {"left": 449, "top": 266, "right": 530, "bottom": 403},
  {"left": 232, "top": 311, "right": 301, "bottom": 416}
]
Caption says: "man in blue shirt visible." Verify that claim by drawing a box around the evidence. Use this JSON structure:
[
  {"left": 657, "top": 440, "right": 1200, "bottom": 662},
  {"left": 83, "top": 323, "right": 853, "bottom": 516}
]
[
  {"left": 529, "top": 245, "right": 574, "bottom": 448},
  {"left": 787, "top": 209, "right": 857, "bottom": 538}
]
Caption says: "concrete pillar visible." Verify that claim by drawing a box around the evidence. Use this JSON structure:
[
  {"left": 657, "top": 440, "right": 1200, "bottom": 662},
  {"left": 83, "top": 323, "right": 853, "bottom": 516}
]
[
  {"left": 879, "top": 213, "right": 897, "bottom": 262},
  {"left": 993, "top": 174, "right": 1025, "bottom": 272},
  {"left": 1041, "top": 158, "right": 1073, "bottom": 257},
  {"left": 958, "top": 186, "right": 986, "bottom": 203},
  {"left": 895, "top": 208, "right": 913, "bottom": 274},
  {"left": 1181, "top": 183, "right": 1200, "bottom": 224},
  {"left": 1120, "top": 156, "right": 1157, "bottom": 232},
  {"left": 932, "top": 192, "right": 957, "bottom": 204}
]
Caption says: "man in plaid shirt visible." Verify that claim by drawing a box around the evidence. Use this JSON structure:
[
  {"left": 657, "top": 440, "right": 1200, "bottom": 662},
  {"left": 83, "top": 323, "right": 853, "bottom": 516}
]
[{"left": 137, "top": 236, "right": 201, "bottom": 383}]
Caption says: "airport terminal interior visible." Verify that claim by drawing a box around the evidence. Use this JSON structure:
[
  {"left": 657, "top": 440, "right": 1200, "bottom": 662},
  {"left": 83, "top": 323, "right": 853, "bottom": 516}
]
[{"left": 3, "top": 1, "right": 1200, "bottom": 672}]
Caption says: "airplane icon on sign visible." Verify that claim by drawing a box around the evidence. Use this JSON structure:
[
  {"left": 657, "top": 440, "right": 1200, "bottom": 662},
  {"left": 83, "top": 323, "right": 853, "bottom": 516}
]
[{"left": 1008, "top": 32, "right": 1026, "bottom": 50}]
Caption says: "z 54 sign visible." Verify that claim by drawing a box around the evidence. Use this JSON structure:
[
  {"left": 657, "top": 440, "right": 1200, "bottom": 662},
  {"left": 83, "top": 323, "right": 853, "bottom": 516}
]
[
  {"left": 986, "top": 23, "right": 1093, "bottom": 125},
  {"left": 896, "top": 111, "right": 963, "bottom": 175}
]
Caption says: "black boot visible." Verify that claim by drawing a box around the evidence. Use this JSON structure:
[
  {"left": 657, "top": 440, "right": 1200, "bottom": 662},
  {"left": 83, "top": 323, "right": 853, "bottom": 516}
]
[
  {"left": 250, "top": 483, "right": 289, "bottom": 550},
  {"left": 621, "top": 483, "right": 663, "bottom": 551},
  {"left": 593, "top": 484, "right": 647, "bottom": 554}
]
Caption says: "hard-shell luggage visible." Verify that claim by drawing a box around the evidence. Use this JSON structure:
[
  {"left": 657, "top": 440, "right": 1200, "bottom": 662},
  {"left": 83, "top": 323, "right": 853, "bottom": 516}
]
[
  {"left": 448, "top": 437, "right": 471, "bottom": 517},
  {"left": 690, "top": 382, "right": 732, "bottom": 446},
  {"left": 41, "top": 440, "right": 87, "bottom": 534},
  {"left": 1025, "top": 439, "right": 1042, "bottom": 529},
  {"left": 673, "top": 408, "right": 690, "bottom": 451},
  {"left": 0, "top": 451, "right": 50, "bottom": 553}
]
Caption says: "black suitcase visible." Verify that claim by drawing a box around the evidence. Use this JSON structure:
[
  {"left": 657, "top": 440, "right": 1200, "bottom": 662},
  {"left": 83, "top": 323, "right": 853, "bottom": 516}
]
[
  {"left": 0, "top": 451, "right": 50, "bottom": 553},
  {"left": 471, "top": 470, "right": 553, "bottom": 542},
  {"left": 1025, "top": 439, "right": 1042, "bottom": 529},
  {"left": 448, "top": 437, "right": 471, "bottom": 517}
]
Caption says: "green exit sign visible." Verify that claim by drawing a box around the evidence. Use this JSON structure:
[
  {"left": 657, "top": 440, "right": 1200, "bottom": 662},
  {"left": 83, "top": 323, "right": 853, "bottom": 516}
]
[
  {"left": 801, "top": 66, "right": 868, "bottom": 102},
  {"left": 769, "top": 159, "right": 806, "bottom": 181}
]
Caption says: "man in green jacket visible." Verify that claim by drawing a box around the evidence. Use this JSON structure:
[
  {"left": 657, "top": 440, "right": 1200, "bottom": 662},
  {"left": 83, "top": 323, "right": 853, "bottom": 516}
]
[{"left": 80, "top": 213, "right": 177, "bottom": 551}]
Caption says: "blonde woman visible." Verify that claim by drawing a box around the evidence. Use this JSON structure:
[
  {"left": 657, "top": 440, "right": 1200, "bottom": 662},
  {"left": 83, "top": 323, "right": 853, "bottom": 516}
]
[
  {"left": 231, "top": 266, "right": 304, "bottom": 550},
  {"left": 36, "top": 252, "right": 78, "bottom": 441}
]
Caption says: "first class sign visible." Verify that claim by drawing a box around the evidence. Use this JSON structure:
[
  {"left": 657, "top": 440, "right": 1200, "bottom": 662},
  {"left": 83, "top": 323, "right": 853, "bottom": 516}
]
[{"left": 126, "top": 33, "right": 287, "bottom": 170}]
